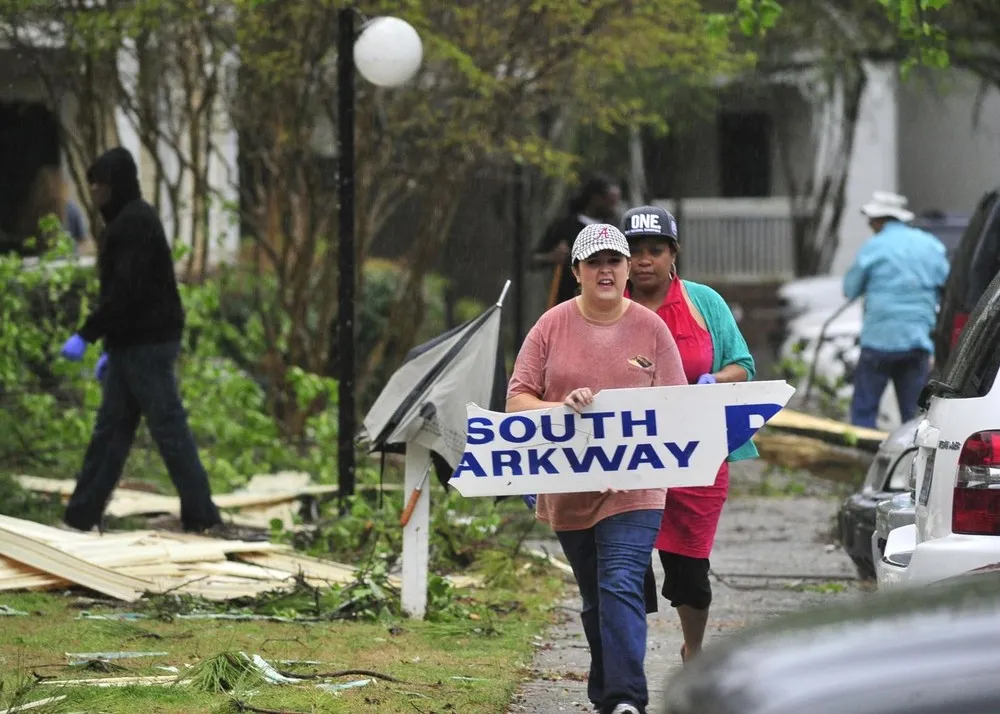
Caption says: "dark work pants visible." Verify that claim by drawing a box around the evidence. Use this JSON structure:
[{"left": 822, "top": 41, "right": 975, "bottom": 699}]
[
  {"left": 64, "top": 341, "right": 221, "bottom": 531},
  {"left": 850, "top": 347, "right": 930, "bottom": 428}
]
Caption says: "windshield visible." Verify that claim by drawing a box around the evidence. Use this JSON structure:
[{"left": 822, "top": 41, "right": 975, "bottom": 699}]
[{"left": 938, "top": 269, "right": 1000, "bottom": 398}]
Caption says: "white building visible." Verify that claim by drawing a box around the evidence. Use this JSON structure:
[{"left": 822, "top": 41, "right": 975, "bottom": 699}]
[
  {"left": 652, "top": 63, "right": 1000, "bottom": 282},
  {"left": 0, "top": 41, "right": 239, "bottom": 273}
]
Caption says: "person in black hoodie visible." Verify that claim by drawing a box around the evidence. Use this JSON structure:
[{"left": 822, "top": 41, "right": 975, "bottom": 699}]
[{"left": 58, "top": 147, "right": 223, "bottom": 534}]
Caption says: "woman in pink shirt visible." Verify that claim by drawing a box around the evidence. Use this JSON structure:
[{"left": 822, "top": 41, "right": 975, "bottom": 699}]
[{"left": 507, "top": 223, "right": 686, "bottom": 714}]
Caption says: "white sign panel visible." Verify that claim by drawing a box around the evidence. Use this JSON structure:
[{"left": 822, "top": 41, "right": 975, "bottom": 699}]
[{"left": 447, "top": 381, "right": 795, "bottom": 498}]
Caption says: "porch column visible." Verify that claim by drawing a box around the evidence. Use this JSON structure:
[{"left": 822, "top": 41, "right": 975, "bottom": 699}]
[{"left": 831, "top": 60, "right": 899, "bottom": 273}]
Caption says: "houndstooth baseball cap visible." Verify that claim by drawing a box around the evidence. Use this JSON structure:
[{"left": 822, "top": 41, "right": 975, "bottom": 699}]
[{"left": 571, "top": 223, "right": 631, "bottom": 263}]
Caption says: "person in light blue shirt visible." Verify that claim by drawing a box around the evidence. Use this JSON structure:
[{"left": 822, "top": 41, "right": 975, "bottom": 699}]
[{"left": 843, "top": 191, "right": 950, "bottom": 427}]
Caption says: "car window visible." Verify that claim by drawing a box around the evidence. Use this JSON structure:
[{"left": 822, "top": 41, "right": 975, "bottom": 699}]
[
  {"left": 940, "top": 269, "right": 1000, "bottom": 398},
  {"left": 964, "top": 202, "right": 1000, "bottom": 308},
  {"left": 933, "top": 192, "right": 998, "bottom": 365},
  {"left": 888, "top": 450, "right": 916, "bottom": 490}
]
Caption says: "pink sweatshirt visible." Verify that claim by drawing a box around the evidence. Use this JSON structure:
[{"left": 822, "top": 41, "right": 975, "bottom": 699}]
[{"left": 507, "top": 298, "right": 687, "bottom": 531}]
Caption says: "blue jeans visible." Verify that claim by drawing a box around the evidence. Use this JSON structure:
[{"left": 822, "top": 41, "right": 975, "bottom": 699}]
[
  {"left": 64, "top": 341, "right": 221, "bottom": 531},
  {"left": 850, "top": 347, "right": 930, "bottom": 428},
  {"left": 556, "top": 509, "right": 661, "bottom": 714}
]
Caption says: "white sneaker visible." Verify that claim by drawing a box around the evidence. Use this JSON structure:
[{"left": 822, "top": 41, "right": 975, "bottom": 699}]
[{"left": 611, "top": 704, "right": 640, "bottom": 714}]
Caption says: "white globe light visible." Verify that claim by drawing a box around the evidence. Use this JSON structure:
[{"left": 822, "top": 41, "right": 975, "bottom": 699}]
[{"left": 353, "top": 17, "right": 423, "bottom": 88}]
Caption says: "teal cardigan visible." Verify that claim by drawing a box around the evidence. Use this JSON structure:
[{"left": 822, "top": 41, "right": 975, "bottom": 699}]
[{"left": 682, "top": 280, "right": 759, "bottom": 463}]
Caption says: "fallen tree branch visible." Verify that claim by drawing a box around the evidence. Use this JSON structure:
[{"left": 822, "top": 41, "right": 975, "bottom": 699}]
[
  {"left": 231, "top": 701, "right": 305, "bottom": 714},
  {"left": 274, "top": 667, "right": 412, "bottom": 685}
]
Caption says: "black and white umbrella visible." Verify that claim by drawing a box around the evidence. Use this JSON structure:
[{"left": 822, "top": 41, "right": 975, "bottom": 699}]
[{"left": 360, "top": 281, "right": 510, "bottom": 489}]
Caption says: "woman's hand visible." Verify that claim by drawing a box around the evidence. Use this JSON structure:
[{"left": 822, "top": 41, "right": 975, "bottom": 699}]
[{"left": 563, "top": 387, "right": 595, "bottom": 412}]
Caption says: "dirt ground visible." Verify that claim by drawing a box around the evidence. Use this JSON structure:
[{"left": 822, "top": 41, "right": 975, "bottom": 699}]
[{"left": 508, "top": 462, "right": 862, "bottom": 713}]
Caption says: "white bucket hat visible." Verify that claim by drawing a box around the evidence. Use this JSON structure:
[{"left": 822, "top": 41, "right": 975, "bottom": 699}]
[
  {"left": 571, "top": 223, "right": 631, "bottom": 263},
  {"left": 861, "top": 190, "right": 915, "bottom": 223}
]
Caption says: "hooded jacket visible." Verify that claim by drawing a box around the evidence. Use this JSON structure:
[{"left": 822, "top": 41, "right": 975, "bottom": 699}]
[{"left": 77, "top": 147, "right": 185, "bottom": 349}]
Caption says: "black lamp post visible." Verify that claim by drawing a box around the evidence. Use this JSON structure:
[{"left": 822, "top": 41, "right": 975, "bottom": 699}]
[
  {"left": 335, "top": 10, "right": 422, "bottom": 506},
  {"left": 336, "top": 7, "right": 357, "bottom": 505}
]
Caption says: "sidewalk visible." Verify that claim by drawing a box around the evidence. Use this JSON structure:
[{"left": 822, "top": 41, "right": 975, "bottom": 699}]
[{"left": 510, "top": 466, "right": 860, "bottom": 713}]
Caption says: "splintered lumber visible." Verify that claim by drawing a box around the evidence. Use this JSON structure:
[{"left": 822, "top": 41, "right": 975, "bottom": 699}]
[
  {"left": 0, "top": 695, "right": 68, "bottom": 713},
  {"left": 236, "top": 552, "right": 373, "bottom": 586},
  {"left": 0, "top": 514, "right": 482, "bottom": 601},
  {"left": 39, "top": 675, "right": 179, "bottom": 687},
  {"left": 754, "top": 432, "right": 873, "bottom": 483},
  {"left": 763, "top": 409, "right": 888, "bottom": 451},
  {"left": 14, "top": 474, "right": 401, "bottom": 530},
  {"left": 0, "top": 523, "right": 151, "bottom": 602}
]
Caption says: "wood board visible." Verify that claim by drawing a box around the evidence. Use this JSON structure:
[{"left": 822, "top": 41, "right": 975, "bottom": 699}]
[
  {"left": 761, "top": 408, "right": 888, "bottom": 451},
  {"left": 14, "top": 474, "right": 401, "bottom": 529},
  {"left": 0, "top": 514, "right": 481, "bottom": 602},
  {"left": 754, "top": 432, "right": 873, "bottom": 483},
  {"left": 0, "top": 523, "right": 151, "bottom": 602}
]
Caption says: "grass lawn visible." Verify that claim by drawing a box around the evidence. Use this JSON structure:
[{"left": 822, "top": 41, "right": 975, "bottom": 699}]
[{"left": 0, "top": 568, "right": 566, "bottom": 714}]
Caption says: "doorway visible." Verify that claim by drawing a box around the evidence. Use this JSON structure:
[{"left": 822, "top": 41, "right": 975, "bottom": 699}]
[{"left": 0, "top": 100, "right": 62, "bottom": 254}]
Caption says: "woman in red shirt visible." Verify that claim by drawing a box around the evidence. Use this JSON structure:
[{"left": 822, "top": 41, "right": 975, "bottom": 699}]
[{"left": 621, "top": 205, "right": 756, "bottom": 663}]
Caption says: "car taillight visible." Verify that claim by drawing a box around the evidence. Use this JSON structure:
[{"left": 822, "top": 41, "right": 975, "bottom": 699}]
[
  {"left": 953, "top": 430, "right": 1000, "bottom": 535},
  {"left": 950, "top": 312, "right": 970, "bottom": 349}
]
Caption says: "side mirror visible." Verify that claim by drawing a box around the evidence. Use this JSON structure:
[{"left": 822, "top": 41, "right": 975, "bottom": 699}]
[
  {"left": 917, "top": 383, "right": 933, "bottom": 411},
  {"left": 919, "top": 379, "right": 961, "bottom": 410}
]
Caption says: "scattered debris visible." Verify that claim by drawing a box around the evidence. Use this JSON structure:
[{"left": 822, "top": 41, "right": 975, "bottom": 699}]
[
  {"left": 274, "top": 667, "right": 411, "bottom": 685},
  {"left": 66, "top": 651, "right": 169, "bottom": 663},
  {"left": 39, "top": 675, "right": 178, "bottom": 687},
  {"left": 526, "top": 548, "right": 574, "bottom": 576},
  {"left": 0, "top": 605, "right": 27, "bottom": 616},
  {"left": 0, "top": 514, "right": 479, "bottom": 602},
  {"left": 66, "top": 659, "right": 130, "bottom": 674},
  {"left": 0, "top": 695, "right": 68, "bottom": 713},
  {"left": 14, "top": 474, "right": 400, "bottom": 530},
  {"left": 316, "top": 679, "right": 371, "bottom": 693},
  {"left": 249, "top": 654, "right": 301, "bottom": 685},
  {"left": 231, "top": 701, "right": 307, "bottom": 714},
  {"left": 183, "top": 652, "right": 265, "bottom": 693}
]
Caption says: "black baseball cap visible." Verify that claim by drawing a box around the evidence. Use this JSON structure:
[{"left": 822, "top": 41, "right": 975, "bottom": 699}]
[{"left": 621, "top": 205, "right": 678, "bottom": 242}]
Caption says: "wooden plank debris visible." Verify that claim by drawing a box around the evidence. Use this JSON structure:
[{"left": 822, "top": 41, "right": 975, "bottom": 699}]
[
  {"left": 14, "top": 473, "right": 401, "bottom": 529},
  {"left": 762, "top": 408, "right": 888, "bottom": 450},
  {"left": 0, "top": 695, "right": 68, "bottom": 713},
  {"left": 39, "top": 675, "right": 179, "bottom": 687},
  {"left": 754, "top": 432, "right": 874, "bottom": 483},
  {"left": 0, "top": 514, "right": 481, "bottom": 602}
]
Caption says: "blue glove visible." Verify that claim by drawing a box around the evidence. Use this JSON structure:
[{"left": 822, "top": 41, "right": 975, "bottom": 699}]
[
  {"left": 522, "top": 494, "right": 537, "bottom": 509},
  {"left": 60, "top": 334, "right": 88, "bottom": 362},
  {"left": 95, "top": 353, "right": 109, "bottom": 380},
  {"left": 697, "top": 373, "right": 717, "bottom": 385}
]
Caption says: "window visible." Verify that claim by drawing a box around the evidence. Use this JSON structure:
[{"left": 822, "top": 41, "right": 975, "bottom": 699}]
[
  {"left": 717, "top": 111, "right": 772, "bottom": 198},
  {"left": 939, "top": 269, "right": 1000, "bottom": 399},
  {"left": 0, "top": 100, "right": 62, "bottom": 255}
]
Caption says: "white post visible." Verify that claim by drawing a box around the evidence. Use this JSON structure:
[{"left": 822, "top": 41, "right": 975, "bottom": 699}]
[{"left": 401, "top": 443, "right": 431, "bottom": 619}]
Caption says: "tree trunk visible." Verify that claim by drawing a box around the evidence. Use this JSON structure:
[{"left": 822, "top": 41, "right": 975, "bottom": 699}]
[
  {"left": 627, "top": 124, "right": 648, "bottom": 206},
  {"left": 779, "top": 61, "right": 867, "bottom": 276}
]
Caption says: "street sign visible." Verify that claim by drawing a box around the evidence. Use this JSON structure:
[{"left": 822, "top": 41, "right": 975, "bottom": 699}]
[{"left": 448, "top": 381, "right": 795, "bottom": 497}]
